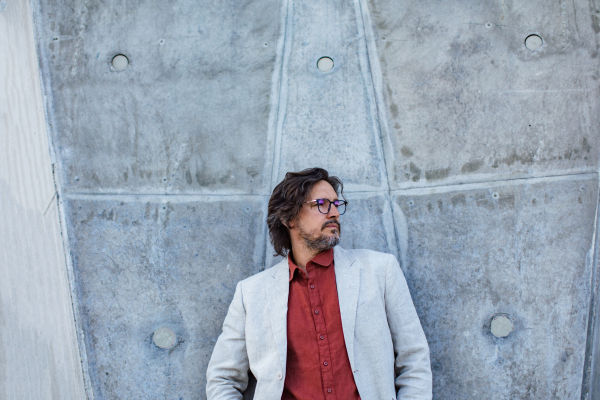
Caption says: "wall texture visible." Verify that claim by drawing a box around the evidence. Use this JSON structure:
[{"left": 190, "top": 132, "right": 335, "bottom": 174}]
[
  {"left": 28, "top": 0, "right": 600, "bottom": 398},
  {"left": 0, "top": 0, "right": 86, "bottom": 398}
]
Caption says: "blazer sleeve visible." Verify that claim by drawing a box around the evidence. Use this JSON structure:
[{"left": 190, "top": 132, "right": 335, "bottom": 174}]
[
  {"left": 206, "top": 281, "right": 249, "bottom": 400},
  {"left": 384, "top": 254, "right": 433, "bottom": 400}
]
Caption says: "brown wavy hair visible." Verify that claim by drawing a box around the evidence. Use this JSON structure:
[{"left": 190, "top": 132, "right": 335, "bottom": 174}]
[{"left": 267, "top": 167, "right": 345, "bottom": 257}]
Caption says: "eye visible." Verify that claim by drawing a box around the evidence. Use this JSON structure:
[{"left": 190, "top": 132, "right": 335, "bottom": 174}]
[{"left": 317, "top": 199, "right": 325, "bottom": 205}]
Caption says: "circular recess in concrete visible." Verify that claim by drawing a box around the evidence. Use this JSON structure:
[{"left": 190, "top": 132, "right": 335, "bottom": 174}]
[
  {"left": 525, "top": 34, "right": 543, "bottom": 51},
  {"left": 490, "top": 315, "right": 513, "bottom": 338},
  {"left": 153, "top": 326, "right": 177, "bottom": 349},
  {"left": 112, "top": 54, "right": 129, "bottom": 71},
  {"left": 317, "top": 57, "right": 334, "bottom": 72}
]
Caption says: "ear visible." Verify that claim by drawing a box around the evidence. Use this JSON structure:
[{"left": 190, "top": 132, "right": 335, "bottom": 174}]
[{"left": 282, "top": 217, "right": 295, "bottom": 229}]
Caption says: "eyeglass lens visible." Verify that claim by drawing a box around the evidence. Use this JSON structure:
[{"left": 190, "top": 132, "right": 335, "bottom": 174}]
[{"left": 317, "top": 199, "right": 346, "bottom": 215}]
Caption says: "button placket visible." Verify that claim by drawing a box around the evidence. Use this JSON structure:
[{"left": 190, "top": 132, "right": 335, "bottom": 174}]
[{"left": 306, "top": 262, "right": 336, "bottom": 399}]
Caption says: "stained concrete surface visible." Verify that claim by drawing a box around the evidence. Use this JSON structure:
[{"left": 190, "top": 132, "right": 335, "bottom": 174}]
[
  {"left": 369, "top": 0, "right": 600, "bottom": 188},
  {"left": 394, "top": 176, "right": 598, "bottom": 399},
  {"left": 27, "top": 0, "right": 600, "bottom": 398},
  {"left": 65, "top": 198, "right": 265, "bottom": 398},
  {"left": 275, "top": 0, "right": 387, "bottom": 191},
  {"left": 36, "top": 0, "right": 282, "bottom": 195}
]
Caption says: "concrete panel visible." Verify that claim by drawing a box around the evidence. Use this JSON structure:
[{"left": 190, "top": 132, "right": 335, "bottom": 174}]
[
  {"left": 338, "top": 193, "right": 398, "bottom": 254},
  {"left": 368, "top": 0, "right": 600, "bottom": 188},
  {"left": 393, "top": 176, "right": 598, "bottom": 399},
  {"left": 275, "top": 0, "right": 387, "bottom": 191},
  {"left": 34, "top": 0, "right": 282, "bottom": 194},
  {"left": 0, "top": 0, "right": 86, "bottom": 398},
  {"left": 64, "top": 197, "right": 265, "bottom": 398}
]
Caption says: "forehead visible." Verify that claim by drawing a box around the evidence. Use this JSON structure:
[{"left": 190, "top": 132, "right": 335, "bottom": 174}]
[{"left": 307, "top": 180, "right": 338, "bottom": 200}]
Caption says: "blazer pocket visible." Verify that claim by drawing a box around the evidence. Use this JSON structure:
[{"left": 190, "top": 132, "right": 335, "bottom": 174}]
[
  {"left": 355, "top": 297, "right": 388, "bottom": 331},
  {"left": 357, "top": 297, "right": 373, "bottom": 309},
  {"left": 357, "top": 295, "right": 381, "bottom": 309}
]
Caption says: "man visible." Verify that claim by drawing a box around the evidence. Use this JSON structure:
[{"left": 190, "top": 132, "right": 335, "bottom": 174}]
[{"left": 206, "top": 168, "right": 432, "bottom": 399}]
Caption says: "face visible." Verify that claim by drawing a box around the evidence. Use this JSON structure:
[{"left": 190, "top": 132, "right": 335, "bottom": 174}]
[{"left": 289, "top": 180, "right": 342, "bottom": 252}]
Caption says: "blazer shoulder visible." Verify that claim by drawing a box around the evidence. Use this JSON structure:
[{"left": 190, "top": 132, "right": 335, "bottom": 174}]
[
  {"left": 337, "top": 248, "right": 397, "bottom": 279},
  {"left": 341, "top": 247, "right": 396, "bottom": 264},
  {"left": 238, "top": 258, "right": 287, "bottom": 289}
]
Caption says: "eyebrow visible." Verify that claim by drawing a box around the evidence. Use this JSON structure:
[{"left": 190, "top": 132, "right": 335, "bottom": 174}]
[{"left": 314, "top": 197, "right": 340, "bottom": 202}]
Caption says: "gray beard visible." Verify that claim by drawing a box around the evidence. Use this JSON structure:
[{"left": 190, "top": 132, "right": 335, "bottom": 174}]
[{"left": 299, "top": 222, "right": 341, "bottom": 252}]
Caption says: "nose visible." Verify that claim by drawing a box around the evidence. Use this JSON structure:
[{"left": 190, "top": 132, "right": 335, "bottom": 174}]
[{"left": 328, "top": 203, "right": 340, "bottom": 218}]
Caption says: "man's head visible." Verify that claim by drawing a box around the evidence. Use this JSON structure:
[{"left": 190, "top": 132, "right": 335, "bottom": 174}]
[{"left": 267, "top": 168, "right": 346, "bottom": 257}]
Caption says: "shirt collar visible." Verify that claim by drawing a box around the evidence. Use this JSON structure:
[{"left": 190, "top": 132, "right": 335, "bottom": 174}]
[{"left": 288, "top": 248, "right": 334, "bottom": 282}]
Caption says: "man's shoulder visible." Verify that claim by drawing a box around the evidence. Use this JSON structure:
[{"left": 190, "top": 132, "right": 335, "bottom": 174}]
[
  {"left": 238, "top": 258, "right": 287, "bottom": 288},
  {"left": 336, "top": 246, "right": 396, "bottom": 264}
]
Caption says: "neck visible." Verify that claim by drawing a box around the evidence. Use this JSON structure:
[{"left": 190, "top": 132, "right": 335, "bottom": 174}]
[{"left": 290, "top": 244, "right": 321, "bottom": 272}]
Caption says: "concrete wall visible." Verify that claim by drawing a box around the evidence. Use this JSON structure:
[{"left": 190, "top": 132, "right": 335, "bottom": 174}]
[
  {"left": 29, "top": 0, "right": 600, "bottom": 398},
  {"left": 0, "top": 0, "right": 87, "bottom": 398},
  {"left": 587, "top": 203, "right": 600, "bottom": 399}
]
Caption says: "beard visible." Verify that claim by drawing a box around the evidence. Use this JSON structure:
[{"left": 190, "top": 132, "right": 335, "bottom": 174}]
[{"left": 299, "top": 220, "right": 341, "bottom": 252}]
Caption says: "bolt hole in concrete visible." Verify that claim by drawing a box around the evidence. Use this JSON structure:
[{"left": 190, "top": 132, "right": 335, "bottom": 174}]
[
  {"left": 153, "top": 326, "right": 177, "bottom": 349},
  {"left": 490, "top": 315, "right": 513, "bottom": 338},
  {"left": 317, "top": 57, "right": 334, "bottom": 72},
  {"left": 486, "top": 23, "right": 492, "bottom": 28},
  {"left": 525, "top": 34, "right": 543, "bottom": 51},
  {"left": 492, "top": 192, "right": 499, "bottom": 199},
  {"left": 111, "top": 54, "right": 129, "bottom": 71}
]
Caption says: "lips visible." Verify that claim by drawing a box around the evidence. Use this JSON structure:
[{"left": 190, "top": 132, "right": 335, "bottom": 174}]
[{"left": 323, "top": 222, "right": 340, "bottom": 231}]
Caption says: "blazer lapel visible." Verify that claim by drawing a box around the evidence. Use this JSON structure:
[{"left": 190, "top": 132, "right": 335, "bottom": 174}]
[
  {"left": 265, "top": 257, "right": 290, "bottom": 373},
  {"left": 333, "top": 246, "right": 359, "bottom": 371}
]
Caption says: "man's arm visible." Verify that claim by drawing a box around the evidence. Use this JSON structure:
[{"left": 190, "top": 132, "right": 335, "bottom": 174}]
[
  {"left": 384, "top": 254, "right": 433, "bottom": 399},
  {"left": 206, "top": 281, "right": 249, "bottom": 400}
]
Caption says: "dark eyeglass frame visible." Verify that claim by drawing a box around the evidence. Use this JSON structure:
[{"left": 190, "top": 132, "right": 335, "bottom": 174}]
[{"left": 302, "top": 198, "right": 348, "bottom": 215}]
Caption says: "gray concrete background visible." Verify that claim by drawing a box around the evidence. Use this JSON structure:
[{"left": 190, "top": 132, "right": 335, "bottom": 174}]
[
  {"left": 1, "top": 0, "right": 86, "bottom": 398},
  {"left": 394, "top": 176, "right": 597, "bottom": 398},
  {"left": 26, "top": 0, "right": 600, "bottom": 398}
]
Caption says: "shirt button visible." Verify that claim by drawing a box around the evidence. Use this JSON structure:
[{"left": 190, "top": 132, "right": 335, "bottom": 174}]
[
  {"left": 314, "top": 310, "right": 319, "bottom": 314},
  {"left": 310, "top": 285, "right": 315, "bottom": 289},
  {"left": 320, "top": 335, "right": 325, "bottom": 340},
  {"left": 276, "top": 372, "right": 282, "bottom": 380},
  {"left": 327, "top": 388, "right": 332, "bottom": 393},
  {"left": 323, "top": 361, "right": 328, "bottom": 366}
]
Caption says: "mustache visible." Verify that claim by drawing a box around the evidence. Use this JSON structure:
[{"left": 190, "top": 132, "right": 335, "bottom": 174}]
[{"left": 322, "top": 220, "right": 341, "bottom": 231}]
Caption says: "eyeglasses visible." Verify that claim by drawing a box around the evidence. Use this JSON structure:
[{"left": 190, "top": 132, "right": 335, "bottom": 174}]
[{"left": 303, "top": 198, "right": 347, "bottom": 215}]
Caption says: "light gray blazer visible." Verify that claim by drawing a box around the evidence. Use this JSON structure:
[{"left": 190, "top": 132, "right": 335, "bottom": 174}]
[{"left": 206, "top": 246, "right": 432, "bottom": 400}]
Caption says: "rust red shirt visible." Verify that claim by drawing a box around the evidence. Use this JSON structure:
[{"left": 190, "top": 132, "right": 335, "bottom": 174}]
[{"left": 282, "top": 249, "right": 361, "bottom": 400}]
